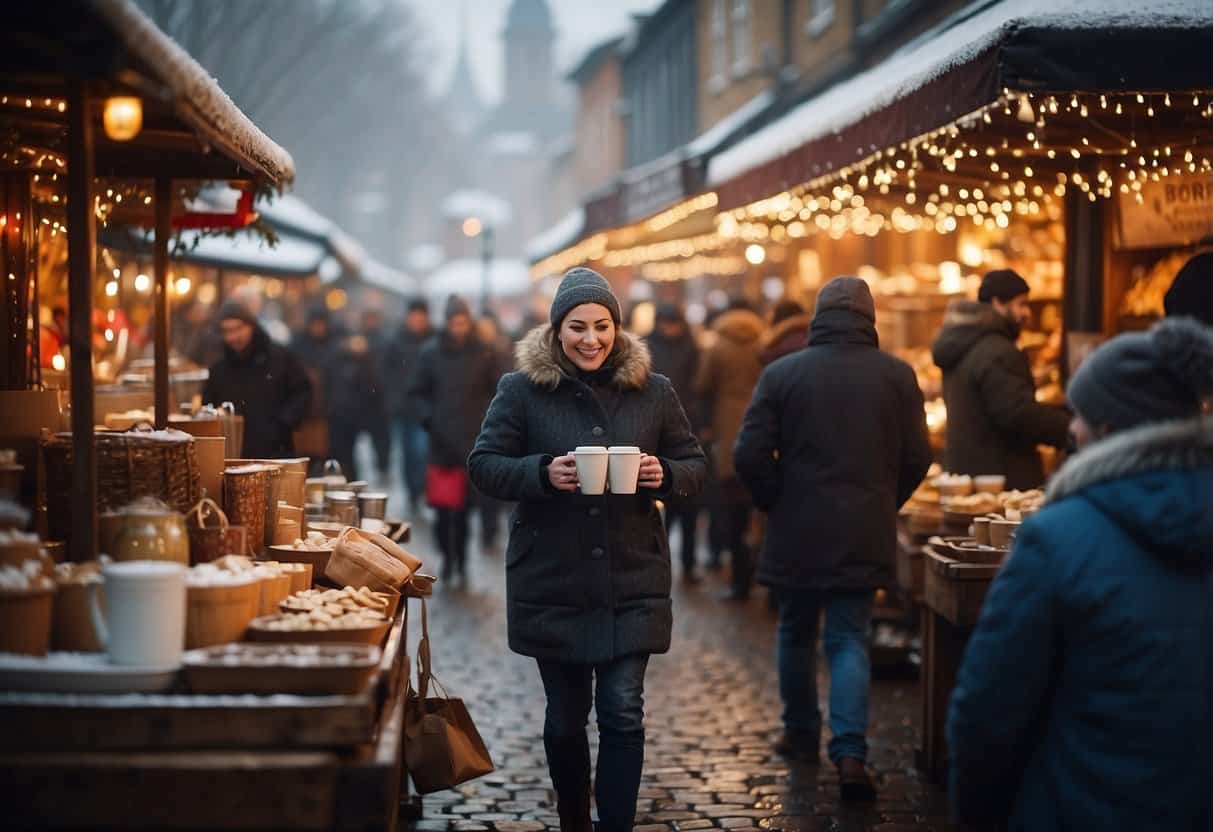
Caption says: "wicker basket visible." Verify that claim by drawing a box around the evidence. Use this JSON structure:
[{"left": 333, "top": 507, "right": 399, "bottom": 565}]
[
  {"left": 187, "top": 498, "right": 230, "bottom": 565},
  {"left": 42, "top": 429, "right": 199, "bottom": 549},
  {"left": 222, "top": 465, "right": 268, "bottom": 556}
]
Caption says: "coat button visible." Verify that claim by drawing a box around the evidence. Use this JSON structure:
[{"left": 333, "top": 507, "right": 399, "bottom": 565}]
[
  {"left": 591, "top": 426, "right": 604, "bottom": 437},
  {"left": 588, "top": 507, "right": 601, "bottom": 517},
  {"left": 591, "top": 547, "right": 605, "bottom": 559}
]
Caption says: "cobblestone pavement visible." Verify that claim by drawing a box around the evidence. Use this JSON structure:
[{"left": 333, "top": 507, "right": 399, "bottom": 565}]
[{"left": 395, "top": 506, "right": 957, "bottom": 832}]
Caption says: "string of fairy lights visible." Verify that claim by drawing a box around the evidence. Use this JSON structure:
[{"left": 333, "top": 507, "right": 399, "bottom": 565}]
[{"left": 533, "top": 89, "right": 1213, "bottom": 281}]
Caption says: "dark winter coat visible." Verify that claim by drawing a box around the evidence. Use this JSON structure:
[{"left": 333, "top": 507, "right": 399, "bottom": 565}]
[
  {"left": 932, "top": 300, "right": 1070, "bottom": 489},
  {"left": 467, "top": 326, "right": 706, "bottom": 664},
  {"left": 759, "top": 313, "right": 811, "bottom": 366},
  {"left": 948, "top": 416, "right": 1213, "bottom": 832},
  {"left": 694, "top": 309, "right": 765, "bottom": 481},
  {"left": 645, "top": 327, "right": 700, "bottom": 429},
  {"left": 408, "top": 332, "right": 499, "bottom": 468},
  {"left": 733, "top": 308, "right": 932, "bottom": 591},
  {"left": 386, "top": 327, "right": 432, "bottom": 421},
  {"left": 203, "top": 325, "right": 312, "bottom": 458},
  {"left": 326, "top": 343, "right": 387, "bottom": 429}
]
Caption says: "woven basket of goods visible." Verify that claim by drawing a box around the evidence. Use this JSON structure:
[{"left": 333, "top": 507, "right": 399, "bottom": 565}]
[{"left": 42, "top": 428, "right": 199, "bottom": 548}]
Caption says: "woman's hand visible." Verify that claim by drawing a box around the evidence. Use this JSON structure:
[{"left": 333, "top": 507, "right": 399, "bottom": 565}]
[
  {"left": 638, "top": 455, "right": 664, "bottom": 490},
  {"left": 548, "top": 454, "right": 580, "bottom": 492}
]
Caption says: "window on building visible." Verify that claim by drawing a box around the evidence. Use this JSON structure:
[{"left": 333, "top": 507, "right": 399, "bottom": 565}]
[
  {"left": 807, "top": 0, "right": 836, "bottom": 37},
  {"left": 731, "top": 0, "right": 751, "bottom": 77},
  {"left": 710, "top": 0, "right": 727, "bottom": 92}
]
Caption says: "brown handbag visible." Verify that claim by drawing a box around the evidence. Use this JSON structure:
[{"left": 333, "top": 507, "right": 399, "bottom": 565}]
[{"left": 404, "top": 597, "right": 494, "bottom": 794}]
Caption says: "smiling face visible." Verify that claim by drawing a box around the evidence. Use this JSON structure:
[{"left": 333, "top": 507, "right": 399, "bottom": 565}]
[{"left": 558, "top": 303, "right": 616, "bottom": 372}]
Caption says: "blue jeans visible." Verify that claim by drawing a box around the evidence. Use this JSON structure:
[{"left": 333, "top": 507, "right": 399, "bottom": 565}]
[
  {"left": 537, "top": 654, "right": 649, "bottom": 832},
  {"left": 776, "top": 589, "right": 873, "bottom": 763},
  {"left": 397, "top": 418, "right": 429, "bottom": 503}
]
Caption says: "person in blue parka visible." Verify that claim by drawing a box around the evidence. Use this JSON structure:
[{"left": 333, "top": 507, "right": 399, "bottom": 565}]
[{"left": 947, "top": 317, "right": 1213, "bottom": 831}]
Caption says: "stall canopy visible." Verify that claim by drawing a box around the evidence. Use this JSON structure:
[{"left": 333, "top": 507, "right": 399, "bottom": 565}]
[
  {"left": 2, "top": 0, "right": 294, "bottom": 184},
  {"left": 710, "top": 0, "right": 1213, "bottom": 210}
]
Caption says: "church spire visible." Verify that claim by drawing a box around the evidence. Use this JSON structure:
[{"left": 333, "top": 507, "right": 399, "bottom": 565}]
[{"left": 445, "top": 0, "right": 486, "bottom": 136}]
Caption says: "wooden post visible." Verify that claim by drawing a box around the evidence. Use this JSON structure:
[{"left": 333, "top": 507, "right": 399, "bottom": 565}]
[
  {"left": 66, "top": 78, "right": 97, "bottom": 561},
  {"left": 0, "top": 174, "right": 34, "bottom": 390},
  {"left": 154, "top": 177, "right": 172, "bottom": 429}
]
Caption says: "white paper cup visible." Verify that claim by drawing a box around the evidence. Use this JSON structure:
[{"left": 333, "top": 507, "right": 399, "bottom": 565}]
[
  {"left": 93, "top": 560, "right": 187, "bottom": 666},
  {"left": 573, "top": 446, "right": 609, "bottom": 495},
  {"left": 607, "top": 446, "right": 643, "bottom": 494}
]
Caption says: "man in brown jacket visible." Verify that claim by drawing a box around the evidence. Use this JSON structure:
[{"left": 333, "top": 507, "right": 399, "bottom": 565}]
[{"left": 695, "top": 300, "right": 765, "bottom": 600}]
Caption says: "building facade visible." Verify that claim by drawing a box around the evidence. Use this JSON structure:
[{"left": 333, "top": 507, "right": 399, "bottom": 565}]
[{"left": 622, "top": 0, "right": 699, "bottom": 168}]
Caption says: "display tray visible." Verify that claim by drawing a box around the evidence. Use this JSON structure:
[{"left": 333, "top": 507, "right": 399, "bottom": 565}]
[
  {"left": 923, "top": 546, "right": 1001, "bottom": 628},
  {"left": 246, "top": 614, "right": 390, "bottom": 647},
  {"left": 184, "top": 644, "right": 381, "bottom": 696},
  {"left": 261, "top": 546, "right": 333, "bottom": 579},
  {"left": 926, "top": 536, "right": 1007, "bottom": 565},
  {"left": 0, "top": 652, "right": 179, "bottom": 695},
  {"left": 0, "top": 602, "right": 406, "bottom": 752}
]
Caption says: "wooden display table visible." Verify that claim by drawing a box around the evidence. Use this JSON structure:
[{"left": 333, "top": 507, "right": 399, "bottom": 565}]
[
  {"left": 0, "top": 603, "right": 413, "bottom": 831},
  {"left": 918, "top": 545, "right": 1000, "bottom": 783}
]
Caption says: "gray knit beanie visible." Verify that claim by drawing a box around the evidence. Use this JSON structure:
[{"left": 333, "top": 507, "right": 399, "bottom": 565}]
[
  {"left": 814, "top": 276, "right": 876, "bottom": 322},
  {"left": 549, "top": 268, "right": 621, "bottom": 328},
  {"left": 218, "top": 298, "right": 256, "bottom": 326},
  {"left": 1068, "top": 317, "right": 1213, "bottom": 431}
]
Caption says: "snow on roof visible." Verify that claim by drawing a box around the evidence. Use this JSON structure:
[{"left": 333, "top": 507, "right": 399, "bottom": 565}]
[
  {"left": 258, "top": 194, "right": 335, "bottom": 241},
  {"left": 175, "top": 230, "right": 328, "bottom": 277},
  {"left": 486, "top": 132, "right": 539, "bottom": 157},
  {"left": 687, "top": 89, "right": 774, "bottom": 158},
  {"left": 407, "top": 244, "right": 446, "bottom": 274},
  {"left": 426, "top": 258, "right": 532, "bottom": 298},
  {"left": 440, "top": 190, "right": 513, "bottom": 227},
  {"left": 90, "top": 0, "right": 294, "bottom": 186},
  {"left": 360, "top": 257, "right": 417, "bottom": 295},
  {"left": 708, "top": 0, "right": 1213, "bottom": 188},
  {"left": 526, "top": 207, "right": 585, "bottom": 263}
]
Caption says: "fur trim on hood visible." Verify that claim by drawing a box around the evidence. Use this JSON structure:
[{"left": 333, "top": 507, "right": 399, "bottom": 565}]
[
  {"left": 515, "top": 324, "right": 651, "bottom": 391},
  {"left": 1046, "top": 416, "right": 1213, "bottom": 504},
  {"left": 712, "top": 309, "right": 765, "bottom": 344}
]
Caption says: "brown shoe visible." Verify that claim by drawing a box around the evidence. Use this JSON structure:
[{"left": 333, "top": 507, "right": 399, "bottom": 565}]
[{"left": 836, "top": 757, "right": 876, "bottom": 802}]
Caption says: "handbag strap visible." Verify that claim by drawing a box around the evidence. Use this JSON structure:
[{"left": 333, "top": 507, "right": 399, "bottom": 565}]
[{"left": 415, "top": 595, "right": 432, "bottom": 702}]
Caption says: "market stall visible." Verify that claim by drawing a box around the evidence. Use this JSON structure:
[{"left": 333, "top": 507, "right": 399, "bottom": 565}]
[{"left": 0, "top": 3, "right": 461, "bottom": 828}]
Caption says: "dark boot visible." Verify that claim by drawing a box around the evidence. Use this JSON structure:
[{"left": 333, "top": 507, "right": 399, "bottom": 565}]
[{"left": 837, "top": 757, "right": 877, "bottom": 802}]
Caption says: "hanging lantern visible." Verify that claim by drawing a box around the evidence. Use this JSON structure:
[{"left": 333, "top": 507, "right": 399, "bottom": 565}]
[{"left": 103, "top": 96, "right": 143, "bottom": 141}]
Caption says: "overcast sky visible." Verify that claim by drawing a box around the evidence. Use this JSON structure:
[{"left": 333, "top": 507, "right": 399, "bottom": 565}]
[{"left": 405, "top": 0, "right": 662, "bottom": 103}]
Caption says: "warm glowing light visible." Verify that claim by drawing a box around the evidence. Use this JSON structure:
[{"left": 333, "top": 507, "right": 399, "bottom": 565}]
[
  {"left": 462, "top": 217, "right": 483, "bottom": 237},
  {"left": 104, "top": 280, "right": 118, "bottom": 297},
  {"left": 104, "top": 328, "right": 115, "bottom": 342},
  {"left": 744, "top": 244, "right": 766, "bottom": 266},
  {"left": 325, "top": 288, "right": 348, "bottom": 311},
  {"left": 174, "top": 277, "right": 191, "bottom": 295},
  {"left": 134, "top": 273, "right": 151, "bottom": 293},
  {"left": 102, "top": 96, "right": 143, "bottom": 141},
  {"left": 51, "top": 353, "right": 65, "bottom": 371}
]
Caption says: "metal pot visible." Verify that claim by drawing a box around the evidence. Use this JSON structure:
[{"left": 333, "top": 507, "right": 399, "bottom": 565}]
[
  {"left": 107, "top": 497, "right": 190, "bottom": 564},
  {"left": 324, "top": 491, "right": 359, "bottom": 527},
  {"left": 357, "top": 492, "right": 389, "bottom": 521}
]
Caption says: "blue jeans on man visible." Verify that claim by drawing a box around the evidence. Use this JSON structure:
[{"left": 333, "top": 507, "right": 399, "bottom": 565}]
[
  {"left": 397, "top": 418, "right": 429, "bottom": 506},
  {"left": 775, "top": 589, "right": 873, "bottom": 763},
  {"left": 537, "top": 654, "right": 649, "bottom": 832}
]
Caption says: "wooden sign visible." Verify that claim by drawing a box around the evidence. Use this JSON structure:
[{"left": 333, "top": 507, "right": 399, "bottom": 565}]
[{"left": 1116, "top": 172, "right": 1213, "bottom": 250}]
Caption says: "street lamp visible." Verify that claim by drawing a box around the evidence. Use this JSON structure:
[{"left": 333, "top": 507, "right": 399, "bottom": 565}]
[{"left": 463, "top": 216, "right": 494, "bottom": 315}]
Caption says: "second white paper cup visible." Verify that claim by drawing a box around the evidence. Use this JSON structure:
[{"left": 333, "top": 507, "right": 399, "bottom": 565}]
[
  {"left": 608, "top": 446, "right": 643, "bottom": 494},
  {"left": 573, "top": 446, "right": 609, "bottom": 495}
]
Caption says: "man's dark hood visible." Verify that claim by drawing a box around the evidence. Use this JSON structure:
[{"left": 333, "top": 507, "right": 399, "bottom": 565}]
[
  {"left": 932, "top": 300, "right": 1015, "bottom": 371},
  {"left": 222, "top": 322, "right": 271, "bottom": 366}
]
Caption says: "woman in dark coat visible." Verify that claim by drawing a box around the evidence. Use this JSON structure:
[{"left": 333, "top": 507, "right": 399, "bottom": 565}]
[
  {"left": 409, "top": 295, "right": 498, "bottom": 585},
  {"left": 468, "top": 269, "right": 706, "bottom": 832},
  {"left": 948, "top": 318, "right": 1213, "bottom": 831}
]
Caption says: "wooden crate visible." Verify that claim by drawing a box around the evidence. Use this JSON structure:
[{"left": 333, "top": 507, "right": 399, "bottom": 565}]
[
  {"left": 0, "top": 600, "right": 408, "bottom": 753},
  {"left": 923, "top": 547, "right": 999, "bottom": 627}
]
